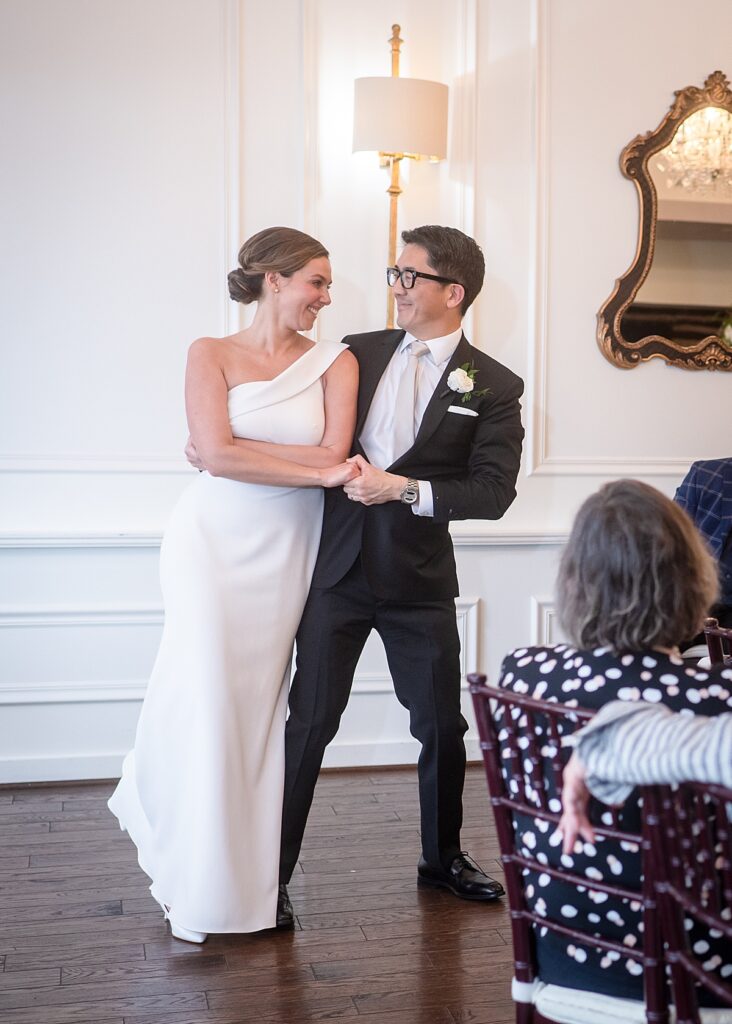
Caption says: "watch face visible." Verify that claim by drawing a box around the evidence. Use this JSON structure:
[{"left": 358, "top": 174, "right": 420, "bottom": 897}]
[{"left": 401, "top": 480, "right": 419, "bottom": 504}]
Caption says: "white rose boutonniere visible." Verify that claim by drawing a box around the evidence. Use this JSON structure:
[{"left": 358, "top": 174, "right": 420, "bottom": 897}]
[
  {"left": 447, "top": 367, "right": 473, "bottom": 394},
  {"left": 446, "top": 362, "right": 490, "bottom": 404}
]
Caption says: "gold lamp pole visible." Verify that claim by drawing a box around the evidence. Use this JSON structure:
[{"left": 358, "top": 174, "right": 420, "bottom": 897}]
[{"left": 385, "top": 25, "right": 404, "bottom": 329}]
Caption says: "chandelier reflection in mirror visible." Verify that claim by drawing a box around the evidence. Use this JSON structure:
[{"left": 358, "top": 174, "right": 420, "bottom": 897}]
[{"left": 655, "top": 106, "right": 732, "bottom": 196}]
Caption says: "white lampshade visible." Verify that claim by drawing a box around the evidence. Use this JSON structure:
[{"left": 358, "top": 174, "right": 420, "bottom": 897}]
[{"left": 352, "top": 76, "right": 448, "bottom": 159}]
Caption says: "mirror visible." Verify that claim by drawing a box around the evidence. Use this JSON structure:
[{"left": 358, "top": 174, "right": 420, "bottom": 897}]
[{"left": 597, "top": 71, "right": 732, "bottom": 371}]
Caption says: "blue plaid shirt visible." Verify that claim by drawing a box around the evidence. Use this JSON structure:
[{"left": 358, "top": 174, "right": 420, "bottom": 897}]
[{"left": 675, "top": 458, "right": 732, "bottom": 605}]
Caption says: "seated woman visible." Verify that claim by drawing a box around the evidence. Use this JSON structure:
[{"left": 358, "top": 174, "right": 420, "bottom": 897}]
[{"left": 497, "top": 479, "right": 732, "bottom": 1004}]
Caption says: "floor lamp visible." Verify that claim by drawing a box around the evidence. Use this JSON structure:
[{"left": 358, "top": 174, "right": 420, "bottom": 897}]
[{"left": 352, "top": 25, "right": 448, "bottom": 328}]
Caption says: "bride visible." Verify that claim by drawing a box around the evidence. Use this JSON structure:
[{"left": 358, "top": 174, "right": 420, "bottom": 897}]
[{"left": 108, "top": 227, "right": 358, "bottom": 942}]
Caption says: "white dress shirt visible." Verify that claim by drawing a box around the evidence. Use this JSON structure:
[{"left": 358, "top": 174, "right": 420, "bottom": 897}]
[{"left": 359, "top": 328, "right": 463, "bottom": 516}]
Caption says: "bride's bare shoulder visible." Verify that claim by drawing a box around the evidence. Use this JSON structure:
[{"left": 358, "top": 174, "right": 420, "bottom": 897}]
[{"left": 187, "top": 335, "right": 235, "bottom": 363}]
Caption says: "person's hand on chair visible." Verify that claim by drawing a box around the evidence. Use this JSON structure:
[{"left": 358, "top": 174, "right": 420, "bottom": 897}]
[{"left": 558, "top": 752, "right": 596, "bottom": 855}]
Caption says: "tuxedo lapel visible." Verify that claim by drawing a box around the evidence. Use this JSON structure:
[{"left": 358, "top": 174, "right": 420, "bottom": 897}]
[
  {"left": 355, "top": 330, "right": 404, "bottom": 439},
  {"left": 390, "top": 333, "right": 473, "bottom": 470}
]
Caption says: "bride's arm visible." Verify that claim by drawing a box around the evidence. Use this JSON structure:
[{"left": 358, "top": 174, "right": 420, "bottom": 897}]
[
  {"left": 225, "top": 353, "right": 357, "bottom": 468},
  {"left": 185, "top": 340, "right": 358, "bottom": 487}
]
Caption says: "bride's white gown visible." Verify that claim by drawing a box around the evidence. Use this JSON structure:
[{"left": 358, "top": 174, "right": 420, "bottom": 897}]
[{"left": 109, "top": 341, "right": 347, "bottom": 934}]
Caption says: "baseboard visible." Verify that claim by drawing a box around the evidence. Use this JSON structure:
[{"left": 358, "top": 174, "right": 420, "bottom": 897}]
[
  {"left": 0, "top": 754, "right": 126, "bottom": 785},
  {"left": 0, "top": 738, "right": 482, "bottom": 785}
]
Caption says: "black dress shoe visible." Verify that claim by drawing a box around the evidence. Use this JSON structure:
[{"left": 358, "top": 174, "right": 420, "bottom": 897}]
[
  {"left": 417, "top": 852, "right": 505, "bottom": 901},
  {"left": 276, "top": 883, "right": 294, "bottom": 929}
]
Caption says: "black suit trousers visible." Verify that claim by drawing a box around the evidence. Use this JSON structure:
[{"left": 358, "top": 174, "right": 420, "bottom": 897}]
[{"left": 279, "top": 558, "right": 468, "bottom": 883}]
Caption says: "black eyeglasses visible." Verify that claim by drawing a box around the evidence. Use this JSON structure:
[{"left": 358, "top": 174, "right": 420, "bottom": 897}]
[{"left": 386, "top": 267, "right": 462, "bottom": 290}]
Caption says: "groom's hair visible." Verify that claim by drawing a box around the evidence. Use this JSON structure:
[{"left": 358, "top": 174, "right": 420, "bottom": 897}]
[{"left": 401, "top": 225, "right": 485, "bottom": 315}]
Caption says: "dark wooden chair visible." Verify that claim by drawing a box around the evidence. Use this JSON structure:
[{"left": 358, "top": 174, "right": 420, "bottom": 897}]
[
  {"left": 704, "top": 617, "right": 732, "bottom": 666},
  {"left": 469, "top": 675, "right": 667, "bottom": 1024},
  {"left": 644, "top": 781, "right": 732, "bottom": 1024}
]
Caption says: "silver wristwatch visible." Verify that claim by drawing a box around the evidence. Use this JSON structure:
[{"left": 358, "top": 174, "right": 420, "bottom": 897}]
[{"left": 400, "top": 478, "right": 419, "bottom": 505}]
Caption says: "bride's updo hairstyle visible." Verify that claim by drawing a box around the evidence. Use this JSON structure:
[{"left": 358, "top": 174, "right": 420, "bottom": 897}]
[
  {"left": 556, "top": 479, "right": 718, "bottom": 653},
  {"left": 228, "top": 227, "right": 329, "bottom": 305}
]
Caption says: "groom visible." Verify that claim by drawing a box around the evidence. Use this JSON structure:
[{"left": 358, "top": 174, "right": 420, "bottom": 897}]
[{"left": 277, "top": 225, "right": 524, "bottom": 925}]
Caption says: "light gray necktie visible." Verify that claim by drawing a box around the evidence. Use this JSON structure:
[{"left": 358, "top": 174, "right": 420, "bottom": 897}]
[{"left": 391, "top": 340, "right": 430, "bottom": 463}]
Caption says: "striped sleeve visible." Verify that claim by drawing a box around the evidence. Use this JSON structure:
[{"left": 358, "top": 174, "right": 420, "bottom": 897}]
[{"left": 565, "top": 702, "right": 732, "bottom": 805}]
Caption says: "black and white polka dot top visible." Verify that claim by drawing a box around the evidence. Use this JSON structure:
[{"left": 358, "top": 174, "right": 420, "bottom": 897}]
[{"left": 497, "top": 643, "right": 732, "bottom": 1004}]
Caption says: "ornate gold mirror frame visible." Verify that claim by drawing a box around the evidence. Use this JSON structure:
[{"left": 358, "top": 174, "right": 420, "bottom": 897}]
[{"left": 597, "top": 71, "right": 732, "bottom": 371}]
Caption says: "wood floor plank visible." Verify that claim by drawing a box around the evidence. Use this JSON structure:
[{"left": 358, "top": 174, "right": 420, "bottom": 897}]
[
  {"left": 0, "top": 822, "right": 50, "bottom": 837},
  {"left": 0, "top": 911, "right": 164, "bottom": 950},
  {"left": 4, "top": 943, "right": 146, "bottom": 972},
  {"left": 0, "top": 883, "right": 149, "bottom": 911},
  {"left": 299, "top": 827, "right": 420, "bottom": 851},
  {"left": 6, "top": 795, "right": 67, "bottom": 807},
  {"left": 297, "top": 896, "right": 506, "bottom": 931},
  {"left": 0, "top": 809, "right": 112, "bottom": 827},
  {"left": 145, "top": 924, "right": 367, "bottom": 963},
  {"left": 0, "top": 968, "right": 60, "bottom": 992},
  {"left": 60, "top": 954, "right": 227, "bottom": 985},
  {"left": 1, "top": 828, "right": 131, "bottom": 849},
  {"left": 298, "top": 851, "right": 418, "bottom": 875},
  {"left": 0, "top": 863, "right": 146, "bottom": 889},
  {"left": 0, "top": 991, "right": 206, "bottom": 1024},
  {"left": 124, "top": 997, "right": 358, "bottom": 1024},
  {"left": 0, "top": 857, "right": 30, "bottom": 871},
  {"left": 28, "top": 848, "right": 139, "bottom": 868},
  {"left": 351, "top": 970, "right": 514, "bottom": 1015},
  {"left": 0, "top": 973, "right": 212, "bottom": 1010},
  {"left": 287, "top": 874, "right": 413, "bottom": 901},
  {"left": 0, "top": 900, "right": 122, "bottom": 926},
  {"left": 310, "top": 950, "right": 433, "bottom": 981},
  {"left": 361, "top": 922, "right": 508, "bottom": 947}
]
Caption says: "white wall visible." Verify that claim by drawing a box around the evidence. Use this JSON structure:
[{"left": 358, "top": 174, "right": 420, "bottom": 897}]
[{"left": 1, "top": 0, "right": 730, "bottom": 782}]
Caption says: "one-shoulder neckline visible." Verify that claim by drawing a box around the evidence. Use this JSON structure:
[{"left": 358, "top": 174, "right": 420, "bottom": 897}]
[{"left": 227, "top": 343, "right": 319, "bottom": 395}]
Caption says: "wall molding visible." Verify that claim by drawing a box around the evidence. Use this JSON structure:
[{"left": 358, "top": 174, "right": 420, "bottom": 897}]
[
  {"left": 0, "top": 606, "right": 163, "bottom": 630},
  {"left": 455, "top": 0, "right": 478, "bottom": 239},
  {"left": 0, "top": 736, "right": 484, "bottom": 784},
  {"left": 531, "top": 456, "right": 694, "bottom": 477},
  {"left": 525, "top": 0, "right": 549, "bottom": 478},
  {"left": 530, "top": 594, "right": 558, "bottom": 646},
  {"left": 0, "top": 454, "right": 190, "bottom": 474},
  {"left": 0, "top": 597, "right": 479, "bottom": 706},
  {"left": 0, "top": 670, "right": 482, "bottom": 708},
  {"left": 302, "top": 0, "right": 318, "bottom": 242},
  {"left": 0, "top": 679, "right": 147, "bottom": 706},
  {"left": 0, "top": 532, "right": 163, "bottom": 549},
  {"left": 524, "top": 2, "right": 692, "bottom": 481},
  {"left": 0, "top": 528, "right": 567, "bottom": 550},
  {"left": 223, "top": 0, "right": 241, "bottom": 336},
  {"left": 0, "top": 755, "right": 126, "bottom": 786}
]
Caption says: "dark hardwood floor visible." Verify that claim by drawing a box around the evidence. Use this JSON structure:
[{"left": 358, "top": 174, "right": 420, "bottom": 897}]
[{"left": 0, "top": 766, "right": 514, "bottom": 1024}]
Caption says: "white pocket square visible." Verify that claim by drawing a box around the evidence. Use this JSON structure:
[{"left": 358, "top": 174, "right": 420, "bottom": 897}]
[{"left": 447, "top": 405, "right": 479, "bottom": 417}]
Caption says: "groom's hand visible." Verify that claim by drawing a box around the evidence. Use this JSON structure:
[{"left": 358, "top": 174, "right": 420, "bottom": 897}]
[{"left": 343, "top": 455, "right": 406, "bottom": 506}]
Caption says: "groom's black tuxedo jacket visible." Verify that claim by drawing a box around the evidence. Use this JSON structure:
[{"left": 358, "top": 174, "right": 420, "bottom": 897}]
[{"left": 311, "top": 329, "right": 524, "bottom": 602}]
